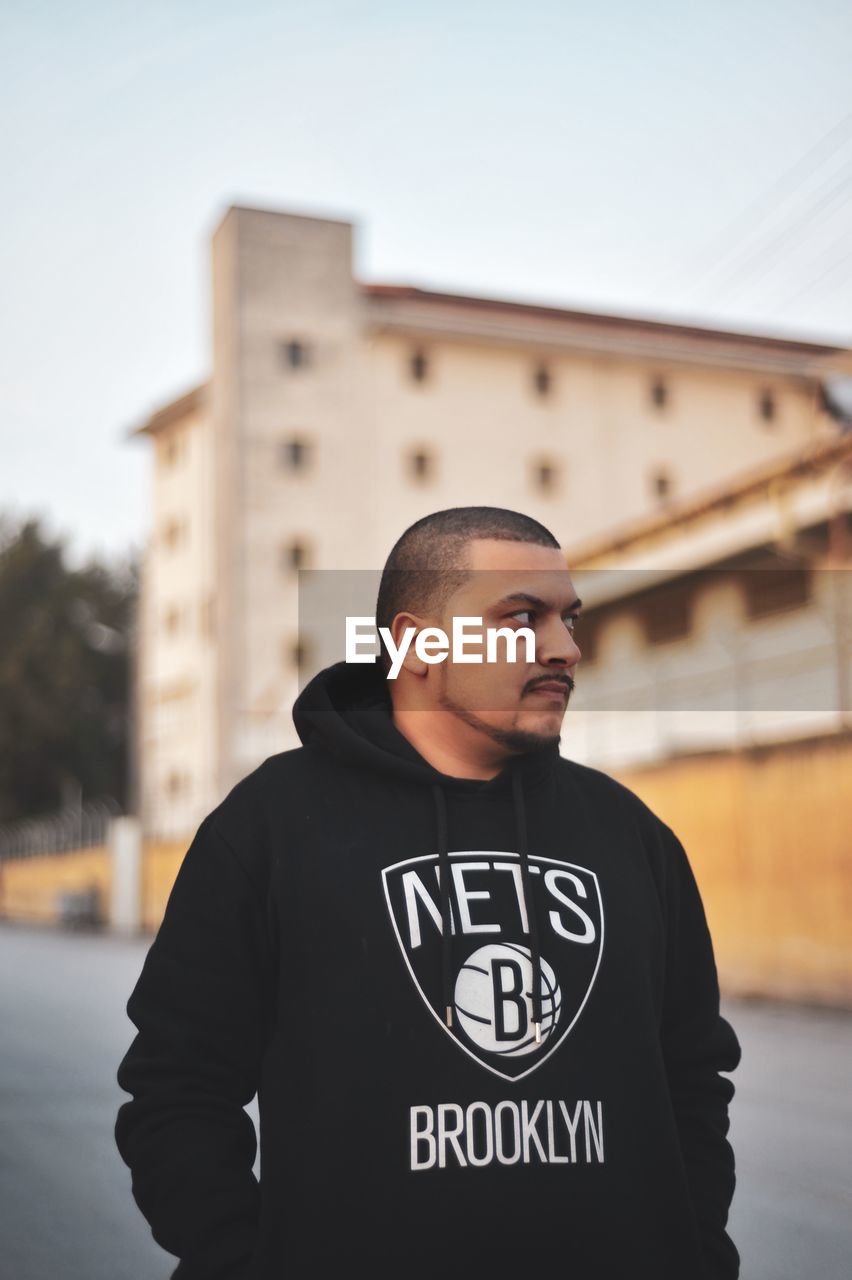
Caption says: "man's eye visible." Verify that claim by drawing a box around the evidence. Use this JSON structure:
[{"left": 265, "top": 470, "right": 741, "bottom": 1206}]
[
  {"left": 510, "top": 610, "right": 535, "bottom": 624},
  {"left": 565, "top": 614, "right": 579, "bottom": 632}
]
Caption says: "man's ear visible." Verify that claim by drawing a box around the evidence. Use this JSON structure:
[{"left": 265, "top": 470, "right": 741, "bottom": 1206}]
[{"left": 389, "top": 611, "right": 429, "bottom": 677}]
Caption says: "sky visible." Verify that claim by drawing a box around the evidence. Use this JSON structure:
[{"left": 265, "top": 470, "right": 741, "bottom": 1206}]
[{"left": 2, "top": 0, "right": 852, "bottom": 569}]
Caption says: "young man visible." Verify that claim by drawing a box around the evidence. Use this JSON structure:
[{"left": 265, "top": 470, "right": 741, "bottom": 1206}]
[{"left": 116, "top": 506, "right": 741, "bottom": 1280}]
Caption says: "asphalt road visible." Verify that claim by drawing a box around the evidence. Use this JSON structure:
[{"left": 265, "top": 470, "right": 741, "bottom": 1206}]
[{"left": 1, "top": 921, "right": 850, "bottom": 1280}]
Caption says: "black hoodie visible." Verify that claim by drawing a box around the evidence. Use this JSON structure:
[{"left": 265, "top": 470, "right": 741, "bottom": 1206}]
[{"left": 115, "top": 660, "right": 741, "bottom": 1280}]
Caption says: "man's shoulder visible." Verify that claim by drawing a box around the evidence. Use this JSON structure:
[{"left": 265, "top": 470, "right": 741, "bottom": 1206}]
[
  {"left": 226, "top": 742, "right": 321, "bottom": 794},
  {"left": 199, "top": 745, "right": 324, "bottom": 881},
  {"left": 554, "top": 754, "right": 672, "bottom": 839}
]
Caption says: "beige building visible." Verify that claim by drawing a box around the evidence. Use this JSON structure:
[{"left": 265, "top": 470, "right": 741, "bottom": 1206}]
[{"left": 129, "top": 203, "right": 852, "bottom": 838}]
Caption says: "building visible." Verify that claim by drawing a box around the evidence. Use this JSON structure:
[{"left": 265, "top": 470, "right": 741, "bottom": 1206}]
[
  {"left": 561, "top": 430, "right": 852, "bottom": 1004},
  {"left": 129, "top": 203, "right": 852, "bottom": 839}
]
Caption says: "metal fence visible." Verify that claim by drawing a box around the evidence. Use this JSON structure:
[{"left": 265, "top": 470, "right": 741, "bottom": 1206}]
[{"left": 0, "top": 798, "right": 122, "bottom": 861}]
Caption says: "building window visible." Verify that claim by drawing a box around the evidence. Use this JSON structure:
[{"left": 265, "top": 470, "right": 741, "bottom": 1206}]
[
  {"left": 650, "top": 377, "right": 668, "bottom": 410},
  {"left": 280, "top": 437, "right": 312, "bottom": 470},
  {"left": 651, "top": 467, "right": 673, "bottom": 502},
  {"left": 637, "top": 582, "right": 692, "bottom": 645},
  {"left": 284, "top": 635, "right": 313, "bottom": 671},
  {"left": 282, "top": 538, "right": 310, "bottom": 572},
  {"left": 408, "top": 447, "right": 435, "bottom": 482},
  {"left": 532, "top": 458, "right": 559, "bottom": 494},
  {"left": 280, "top": 339, "right": 310, "bottom": 370},
  {"left": 742, "top": 565, "right": 810, "bottom": 619},
  {"left": 758, "top": 388, "right": 777, "bottom": 424},
  {"left": 409, "top": 349, "right": 429, "bottom": 383},
  {"left": 165, "top": 769, "right": 191, "bottom": 798},
  {"left": 533, "top": 364, "right": 552, "bottom": 398},
  {"left": 162, "top": 518, "right": 184, "bottom": 550}
]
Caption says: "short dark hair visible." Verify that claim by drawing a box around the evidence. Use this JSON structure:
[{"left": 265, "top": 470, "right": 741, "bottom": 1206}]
[{"left": 375, "top": 506, "right": 561, "bottom": 669}]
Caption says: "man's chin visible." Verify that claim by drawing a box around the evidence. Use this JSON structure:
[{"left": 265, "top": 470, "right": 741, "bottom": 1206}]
[
  {"left": 502, "top": 725, "right": 562, "bottom": 754},
  {"left": 438, "top": 691, "right": 561, "bottom": 754},
  {"left": 514, "top": 708, "right": 567, "bottom": 743},
  {"left": 480, "top": 714, "right": 562, "bottom": 755}
]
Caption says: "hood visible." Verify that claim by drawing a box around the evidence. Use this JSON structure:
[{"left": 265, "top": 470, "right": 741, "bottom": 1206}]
[
  {"left": 293, "top": 660, "right": 560, "bottom": 1045},
  {"left": 293, "top": 659, "right": 559, "bottom": 793}
]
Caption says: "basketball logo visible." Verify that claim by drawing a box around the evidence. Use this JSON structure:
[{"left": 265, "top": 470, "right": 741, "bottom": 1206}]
[
  {"left": 381, "top": 850, "right": 603, "bottom": 1080},
  {"left": 454, "top": 943, "right": 561, "bottom": 1057}
]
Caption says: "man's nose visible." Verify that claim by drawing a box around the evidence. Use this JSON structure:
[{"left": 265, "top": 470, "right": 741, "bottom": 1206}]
[{"left": 538, "top": 617, "right": 581, "bottom": 666}]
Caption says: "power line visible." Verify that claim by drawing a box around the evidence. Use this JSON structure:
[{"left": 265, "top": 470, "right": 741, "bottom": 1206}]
[
  {"left": 656, "top": 110, "right": 852, "bottom": 294},
  {"left": 771, "top": 218, "right": 852, "bottom": 309},
  {"left": 776, "top": 241, "right": 852, "bottom": 312},
  {"left": 700, "top": 154, "right": 852, "bottom": 304}
]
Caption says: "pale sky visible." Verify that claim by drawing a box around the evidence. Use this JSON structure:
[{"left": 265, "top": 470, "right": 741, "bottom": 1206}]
[{"left": 2, "top": 0, "right": 851, "bottom": 568}]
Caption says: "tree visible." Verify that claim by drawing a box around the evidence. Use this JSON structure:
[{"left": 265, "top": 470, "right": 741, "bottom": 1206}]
[{"left": 0, "top": 513, "right": 138, "bottom": 824}]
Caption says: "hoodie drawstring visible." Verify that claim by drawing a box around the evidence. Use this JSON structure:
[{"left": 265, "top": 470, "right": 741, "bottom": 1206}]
[
  {"left": 512, "top": 767, "right": 543, "bottom": 1042},
  {"left": 431, "top": 766, "right": 543, "bottom": 1043},
  {"left": 432, "top": 785, "right": 454, "bottom": 1028}
]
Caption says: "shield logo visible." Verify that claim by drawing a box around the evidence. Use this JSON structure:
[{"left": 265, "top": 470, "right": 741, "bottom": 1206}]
[{"left": 381, "top": 850, "right": 604, "bottom": 1082}]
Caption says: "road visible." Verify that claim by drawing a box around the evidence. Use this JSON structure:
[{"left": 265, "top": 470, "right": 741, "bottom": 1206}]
[{"left": 1, "top": 922, "right": 850, "bottom": 1279}]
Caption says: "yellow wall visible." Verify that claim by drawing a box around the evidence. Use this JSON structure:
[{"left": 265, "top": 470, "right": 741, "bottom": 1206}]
[
  {"left": 614, "top": 733, "right": 852, "bottom": 1005},
  {"left": 0, "top": 838, "right": 187, "bottom": 932},
  {"left": 3, "top": 736, "right": 850, "bottom": 1007},
  {"left": 0, "top": 847, "right": 111, "bottom": 924}
]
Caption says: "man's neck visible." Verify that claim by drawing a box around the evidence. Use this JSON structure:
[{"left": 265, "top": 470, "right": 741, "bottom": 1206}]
[{"left": 390, "top": 706, "right": 509, "bottom": 780}]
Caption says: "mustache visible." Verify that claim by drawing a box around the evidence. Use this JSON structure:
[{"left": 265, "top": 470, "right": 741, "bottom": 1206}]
[{"left": 523, "top": 674, "right": 575, "bottom": 696}]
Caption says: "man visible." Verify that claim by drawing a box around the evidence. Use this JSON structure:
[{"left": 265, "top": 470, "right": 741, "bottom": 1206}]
[{"left": 116, "top": 506, "right": 741, "bottom": 1280}]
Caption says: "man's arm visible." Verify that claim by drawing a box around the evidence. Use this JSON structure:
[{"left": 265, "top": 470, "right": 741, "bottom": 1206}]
[
  {"left": 115, "top": 815, "right": 272, "bottom": 1280},
  {"left": 659, "top": 824, "right": 742, "bottom": 1280}
]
